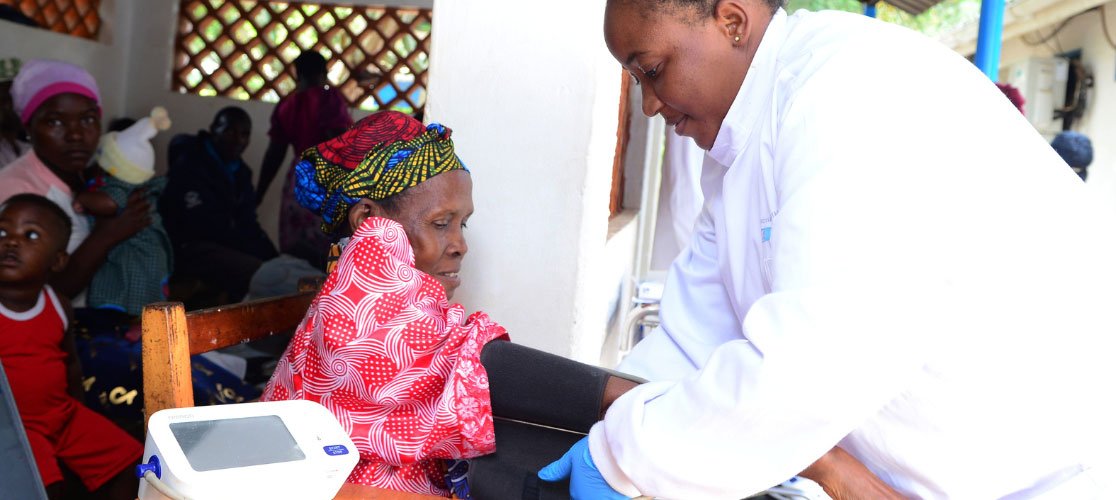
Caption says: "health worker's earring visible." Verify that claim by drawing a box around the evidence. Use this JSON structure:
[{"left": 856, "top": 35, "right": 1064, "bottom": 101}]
[{"left": 734, "top": 35, "right": 741, "bottom": 44}]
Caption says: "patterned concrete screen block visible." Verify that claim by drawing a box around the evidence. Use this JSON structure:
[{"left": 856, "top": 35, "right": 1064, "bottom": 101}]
[{"left": 172, "top": 0, "right": 431, "bottom": 114}]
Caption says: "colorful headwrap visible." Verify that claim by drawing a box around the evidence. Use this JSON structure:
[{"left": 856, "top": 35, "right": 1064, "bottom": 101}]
[
  {"left": 11, "top": 59, "right": 101, "bottom": 124},
  {"left": 294, "top": 110, "right": 467, "bottom": 235}
]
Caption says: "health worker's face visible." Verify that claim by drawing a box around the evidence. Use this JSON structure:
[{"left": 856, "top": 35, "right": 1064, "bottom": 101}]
[{"left": 604, "top": 1, "right": 757, "bottom": 150}]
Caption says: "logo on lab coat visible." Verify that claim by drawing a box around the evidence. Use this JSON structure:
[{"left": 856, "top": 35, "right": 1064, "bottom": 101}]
[{"left": 760, "top": 211, "right": 777, "bottom": 242}]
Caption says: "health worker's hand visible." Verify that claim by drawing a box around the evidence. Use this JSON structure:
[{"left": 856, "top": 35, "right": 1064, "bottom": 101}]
[{"left": 538, "top": 436, "right": 630, "bottom": 499}]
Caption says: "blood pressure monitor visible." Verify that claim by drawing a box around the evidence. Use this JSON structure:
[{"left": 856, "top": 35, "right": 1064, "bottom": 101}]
[{"left": 137, "top": 400, "right": 358, "bottom": 500}]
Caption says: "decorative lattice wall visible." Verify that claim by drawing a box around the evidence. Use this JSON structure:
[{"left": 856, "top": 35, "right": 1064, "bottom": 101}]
[
  {"left": 0, "top": 0, "right": 101, "bottom": 39},
  {"left": 173, "top": 0, "right": 431, "bottom": 113}
]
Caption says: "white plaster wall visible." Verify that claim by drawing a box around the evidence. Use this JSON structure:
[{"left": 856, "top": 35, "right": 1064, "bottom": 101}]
[
  {"left": 426, "top": 0, "right": 623, "bottom": 361},
  {"left": 997, "top": 5, "right": 1116, "bottom": 215}
]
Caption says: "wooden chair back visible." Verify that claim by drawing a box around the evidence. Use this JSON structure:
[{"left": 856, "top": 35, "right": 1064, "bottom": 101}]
[{"left": 140, "top": 291, "right": 315, "bottom": 425}]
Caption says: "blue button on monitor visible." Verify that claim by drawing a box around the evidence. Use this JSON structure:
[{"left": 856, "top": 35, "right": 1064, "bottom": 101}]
[{"left": 323, "top": 445, "right": 349, "bottom": 456}]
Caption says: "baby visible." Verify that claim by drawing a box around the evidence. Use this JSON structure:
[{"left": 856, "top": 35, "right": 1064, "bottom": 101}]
[
  {"left": 77, "top": 107, "right": 174, "bottom": 316},
  {"left": 0, "top": 193, "right": 141, "bottom": 498}
]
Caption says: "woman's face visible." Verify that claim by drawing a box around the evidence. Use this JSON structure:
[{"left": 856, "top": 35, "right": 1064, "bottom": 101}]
[
  {"left": 603, "top": 1, "right": 753, "bottom": 150},
  {"left": 385, "top": 170, "right": 474, "bottom": 299},
  {"left": 27, "top": 93, "right": 100, "bottom": 180}
]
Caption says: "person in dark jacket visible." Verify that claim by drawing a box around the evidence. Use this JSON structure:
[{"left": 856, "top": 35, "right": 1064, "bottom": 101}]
[{"left": 160, "top": 106, "right": 277, "bottom": 305}]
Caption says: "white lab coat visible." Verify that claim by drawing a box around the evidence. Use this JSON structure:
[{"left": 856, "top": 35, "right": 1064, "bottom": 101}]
[
  {"left": 650, "top": 132, "right": 706, "bottom": 270},
  {"left": 592, "top": 9, "right": 1116, "bottom": 499}
]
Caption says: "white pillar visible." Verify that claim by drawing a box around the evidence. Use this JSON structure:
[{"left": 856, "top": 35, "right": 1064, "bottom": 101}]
[{"left": 426, "top": 1, "right": 622, "bottom": 361}]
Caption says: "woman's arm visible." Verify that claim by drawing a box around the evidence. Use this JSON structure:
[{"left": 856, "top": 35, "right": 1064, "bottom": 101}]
[
  {"left": 800, "top": 447, "right": 906, "bottom": 500},
  {"left": 74, "top": 191, "right": 119, "bottom": 217},
  {"left": 491, "top": 345, "right": 904, "bottom": 499},
  {"left": 600, "top": 375, "right": 640, "bottom": 418},
  {"left": 599, "top": 374, "right": 905, "bottom": 499},
  {"left": 51, "top": 189, "right": 151, "bottom": 297}
]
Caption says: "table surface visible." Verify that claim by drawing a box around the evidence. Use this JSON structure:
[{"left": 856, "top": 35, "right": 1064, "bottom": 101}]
[{"left": 334, "top": 483, "right": 446, "bottom": 499}]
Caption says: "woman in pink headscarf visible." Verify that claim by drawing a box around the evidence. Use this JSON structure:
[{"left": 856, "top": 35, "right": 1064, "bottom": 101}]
[{"left": 0, "top": 59, "right": 150, "bottom": 299}]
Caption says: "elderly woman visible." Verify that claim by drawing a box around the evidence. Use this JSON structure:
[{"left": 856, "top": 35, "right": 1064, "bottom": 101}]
[
  {"left": 264, "top": 111, "right": 897, "bottom": 499},
  {"left": 261, "top": 111, "right": 506, "bottom": 496}
]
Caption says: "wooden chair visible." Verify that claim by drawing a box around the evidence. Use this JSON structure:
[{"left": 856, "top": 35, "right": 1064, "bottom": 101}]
[{"left": 140, "top": 290, "right": 316, "bottom": 425}]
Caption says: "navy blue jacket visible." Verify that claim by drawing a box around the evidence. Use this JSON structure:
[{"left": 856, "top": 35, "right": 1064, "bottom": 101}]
[{"left": 160, "top": 131, "right": 277, "bottom": 261}]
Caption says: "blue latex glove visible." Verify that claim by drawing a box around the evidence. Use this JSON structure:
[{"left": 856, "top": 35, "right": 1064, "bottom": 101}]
[{"left": 538, "top": 436, "right": 630, "bottom": 499}]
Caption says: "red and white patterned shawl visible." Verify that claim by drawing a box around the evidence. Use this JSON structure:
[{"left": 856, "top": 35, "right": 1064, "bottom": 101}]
[{"left": 262, "top": 216, "right": 508, "bottom": 496}]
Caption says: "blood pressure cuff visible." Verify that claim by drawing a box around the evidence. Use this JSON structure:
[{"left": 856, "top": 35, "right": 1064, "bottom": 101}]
[
  {"left": 470, "top": 341, "right": 644, "bottom": 500},
  {"left": 467, "top": 418, "right": 582, "bottom": 500},
  {"left": 480, "top": 340, "right": 641, "bottom": 432}
]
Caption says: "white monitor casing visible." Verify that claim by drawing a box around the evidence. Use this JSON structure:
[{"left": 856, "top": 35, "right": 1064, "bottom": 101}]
[{"left": 139, "top": 400, "right": 357, "bottom": 500}]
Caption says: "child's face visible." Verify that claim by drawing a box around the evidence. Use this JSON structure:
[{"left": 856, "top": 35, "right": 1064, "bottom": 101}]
[{"left": 0, "top": 203, "right": 68, "bottom": 286}]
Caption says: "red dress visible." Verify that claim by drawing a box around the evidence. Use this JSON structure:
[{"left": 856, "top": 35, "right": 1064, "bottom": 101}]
[
  {"left": 270, "top": 87, "right": 353, "bottom": 258},
  {"left": 262, "top": 217, "right": 508, "bottom": 496},
  {"left": 0, "top": 286, "right": 142, "bottom": 490}
]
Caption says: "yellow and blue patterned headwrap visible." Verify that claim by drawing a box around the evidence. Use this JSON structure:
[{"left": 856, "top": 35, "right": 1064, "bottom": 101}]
[{"left": 294, "top": 110, "right": 467, "bottom": 234}]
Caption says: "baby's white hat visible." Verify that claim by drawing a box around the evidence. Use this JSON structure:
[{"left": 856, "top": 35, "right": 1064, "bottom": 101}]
[{"left": 97, "top": 107, "right": 171, "bottom": 184}]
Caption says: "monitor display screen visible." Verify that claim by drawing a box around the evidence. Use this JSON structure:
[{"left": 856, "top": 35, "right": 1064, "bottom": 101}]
[{"left": 170, "top": 415, "right": 305, "bottom": 472}]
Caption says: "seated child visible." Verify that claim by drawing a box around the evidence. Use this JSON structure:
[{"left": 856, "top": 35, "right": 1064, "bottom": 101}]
[
  {"left": 77, "top": 107, "right": 174, "bottom": 316},
  {"left": 0, "top": 194, "right": 141, "bottom": 499}
]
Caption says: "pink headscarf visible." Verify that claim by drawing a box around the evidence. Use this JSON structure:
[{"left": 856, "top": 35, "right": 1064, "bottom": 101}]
[{"left": 11, "top": 59, "right": 101, "bottom": 124}]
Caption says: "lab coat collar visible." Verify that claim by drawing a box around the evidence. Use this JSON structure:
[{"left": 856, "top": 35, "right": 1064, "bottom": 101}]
[{"left": 708, "top": 8, "right": 788, "bottom": 168}]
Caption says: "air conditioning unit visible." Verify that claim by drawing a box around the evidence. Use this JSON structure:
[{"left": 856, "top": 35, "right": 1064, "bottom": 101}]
[{"left": 1003, "top": 57, "right": 1069, "bottom": 139}]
